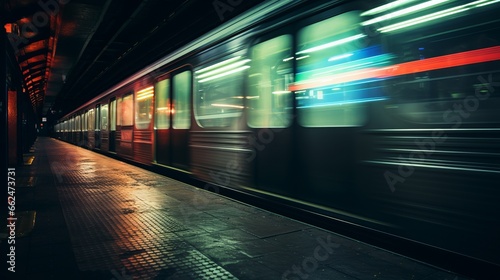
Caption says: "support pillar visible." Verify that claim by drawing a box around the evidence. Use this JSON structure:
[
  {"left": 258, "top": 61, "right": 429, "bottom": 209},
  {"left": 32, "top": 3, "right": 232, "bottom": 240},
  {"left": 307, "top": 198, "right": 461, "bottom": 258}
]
[
  {"left": 1, "top": 26, "right": 8, "bottom": 221},
  {"left": 8, "top": 90, "right": 18, "bottom": 165}
]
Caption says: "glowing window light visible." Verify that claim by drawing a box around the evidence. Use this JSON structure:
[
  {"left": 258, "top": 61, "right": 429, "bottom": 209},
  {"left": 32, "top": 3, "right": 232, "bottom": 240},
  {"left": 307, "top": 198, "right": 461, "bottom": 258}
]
[
  {"left": 195, "top": 56, "right": 241, "bottom": 74},
  {"left": 378, "top": 0, "right": 500, "bottom": 33},
  {"left": 283, "top": 57, "right": 294, "bottom": 62},
  {"left": 296, "top": 34, "right": 366, "bottom": 55},
  {"left": 196, "top": 59, "right": 251, "bottom": 79},
  {"left": 361, "top": 0, "right": 419, "bottom": 16},
  {"left": 211, "top": 103, "right": 245, "bottom": 109},
  {"left": 328, "top": 53, "right": 353, "bottom": 62},
  {"left": 361, "top": 0, "right": 450, "bottom": 26},
  {"left": 198, "top": 65, "right": 250, "bottom": 83}
]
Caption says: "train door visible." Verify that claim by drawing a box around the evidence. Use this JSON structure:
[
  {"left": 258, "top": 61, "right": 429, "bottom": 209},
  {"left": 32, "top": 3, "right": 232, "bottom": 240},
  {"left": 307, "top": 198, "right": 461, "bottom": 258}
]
[
  {"left": 155, "top": 70, "right": 191, "bottom": 169},
  {"left": 69, "top": 117, "right": 74, "bottom": 143},
  {"left": 117, "top": 93, "right": 134, "bottom": 158},
  {"left": 292, "top": 11, "right": 383, "bottom": 209},
  {"left": 83, "top": 111, "right": 88, "bottom": 147},
  {"left": 74, "top": 116, "right": 78, "bottom": 144},
  {"left": 100, "top": 103, "right": 109, "bottom": 151},
  {"left": 109, "top": 98, "right": 116, "bottom": 152},
  {"left": 88, "top": 108, "right": 95, "bottom": 149},
  {"left": 155, "top": 76, "right": 170, "bottom": 165},
  {"left": 247, "top": 32, "right": 295, "bottom": 194},
  {"left": 95, "top": 104, "right": 101, "bottom": 149},
  {"left": 133, "top": 86, "right": 154, "bottom": 164}
]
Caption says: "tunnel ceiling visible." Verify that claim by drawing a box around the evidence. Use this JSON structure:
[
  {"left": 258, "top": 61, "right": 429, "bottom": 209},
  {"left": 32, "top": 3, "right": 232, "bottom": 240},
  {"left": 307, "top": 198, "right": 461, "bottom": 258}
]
[{"left": 2, "top": 0, "right": 265, "bottom": 119}]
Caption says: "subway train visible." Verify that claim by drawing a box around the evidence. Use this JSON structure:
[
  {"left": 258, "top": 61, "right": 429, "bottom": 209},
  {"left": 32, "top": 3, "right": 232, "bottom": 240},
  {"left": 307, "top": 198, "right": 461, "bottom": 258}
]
[{"left": 54, "top": 0, "right": 500, "bottom": 276}]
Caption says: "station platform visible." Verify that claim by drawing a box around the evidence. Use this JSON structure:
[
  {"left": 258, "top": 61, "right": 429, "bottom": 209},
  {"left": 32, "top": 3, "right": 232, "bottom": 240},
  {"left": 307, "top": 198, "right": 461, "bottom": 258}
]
[{"left": 1, "top": 137, "right": 471, "bottom": 280}]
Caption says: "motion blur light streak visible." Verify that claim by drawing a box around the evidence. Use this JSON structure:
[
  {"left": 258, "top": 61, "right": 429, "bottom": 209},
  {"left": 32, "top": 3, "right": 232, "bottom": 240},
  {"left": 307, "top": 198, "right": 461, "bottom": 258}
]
[
  {"left": 361, "top": 0, "right": 450, "bottom": 26},
  {"left": 196, "top": 59, "right": 251, "bottom": 79},
  {"left": 196, "top": 56, "right": 251, "bottom": 83},
  {"left": 328, "top": 53, "right": 353, "bottom": 62},
  {"left": 377, "top": 0, "right": 500, "bottom": 33},
  {"left": 210, "top": 103, "right": 245, "bottom": 109},
  {"left": 195, "top": 56, "right": 242, "bottom": 74},
  {"left": 382, "top": 45, "right": 500, "bottom": 76},
  {"left": 136, "top": 86, "right": 154, "bottom": 101},
  {"left": 296, "top": 34, "right": 366, "bottom": 55},
  {"left": 290, "top": 46, "right": 500, "bottom": 91},
  {"left": 361, "top": 0, "right": 419, "bottom": 16},
  {"left": 198, "top": 65, "right": 250, "bottom": 83}
]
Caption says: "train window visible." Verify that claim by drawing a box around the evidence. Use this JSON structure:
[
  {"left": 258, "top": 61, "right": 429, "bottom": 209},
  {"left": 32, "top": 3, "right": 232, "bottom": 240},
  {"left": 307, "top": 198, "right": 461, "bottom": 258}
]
[
  {"left": 294, "top": 11, "right": 387, "bottom": 127},
  {"left": 248, "top": 35, "right": 293, "bottom": 128},
  {"left": 155, "top": 79, "right": 170, "bottom": 129},
  {"left": 119, "top": 93, "right": 133, "bottom": 126},
  {"left": 194, "top": 56, "right": 249, "bottom": 127},
  {"left": 110, "top": 99, "right": 116, "bottom": 131},
  {"left": 88, "top": 109, "right": 95, "bottom": 131},
  {"left": 173, "top": 71, "right": 191, "bottom": 129},
  {"left": 360, "top": 0, "right": 500, "bottom": 123},
  {"left": 135, "top": 86, "right": 154, "bottom": 129},
  {"left": 101, "top": 104, "right": 109, "bottom": 131}
]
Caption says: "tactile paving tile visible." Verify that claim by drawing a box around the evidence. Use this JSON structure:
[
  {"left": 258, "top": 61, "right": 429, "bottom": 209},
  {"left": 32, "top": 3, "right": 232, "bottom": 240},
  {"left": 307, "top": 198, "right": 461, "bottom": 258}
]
[{"left": 46, "top": 140, "right": 238, "bottom": 279}]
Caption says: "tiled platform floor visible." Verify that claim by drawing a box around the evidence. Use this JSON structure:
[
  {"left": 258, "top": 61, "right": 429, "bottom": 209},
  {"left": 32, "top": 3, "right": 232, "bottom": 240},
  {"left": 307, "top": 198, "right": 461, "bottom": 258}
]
[{"left": 1, "top": 137, "right": 471, "bottom": 279}]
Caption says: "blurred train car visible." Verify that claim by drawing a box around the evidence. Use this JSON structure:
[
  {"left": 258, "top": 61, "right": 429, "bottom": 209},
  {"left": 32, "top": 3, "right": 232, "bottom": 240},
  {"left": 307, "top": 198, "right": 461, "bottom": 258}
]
[{"left": 54, "top": 0, "right": 500, "bottom": 276}]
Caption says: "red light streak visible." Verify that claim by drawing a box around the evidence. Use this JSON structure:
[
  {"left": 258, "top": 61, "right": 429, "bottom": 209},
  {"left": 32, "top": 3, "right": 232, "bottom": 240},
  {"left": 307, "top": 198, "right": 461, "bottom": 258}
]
[{"left": 289, "top": 46, "right": 500, "bottom": 91}]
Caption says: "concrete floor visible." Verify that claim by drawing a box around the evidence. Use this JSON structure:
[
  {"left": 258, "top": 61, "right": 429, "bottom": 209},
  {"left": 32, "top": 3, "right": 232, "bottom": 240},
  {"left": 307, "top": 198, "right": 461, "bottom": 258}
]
[{"left": 0, "top": 137, "right": 470, "bottom": 279}]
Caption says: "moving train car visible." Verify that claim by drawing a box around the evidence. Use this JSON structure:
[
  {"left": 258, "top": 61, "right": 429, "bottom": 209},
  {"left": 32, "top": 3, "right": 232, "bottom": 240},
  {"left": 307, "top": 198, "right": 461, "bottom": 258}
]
[{"left": 54, "top": 0, "right": 500, "bottom": 276}]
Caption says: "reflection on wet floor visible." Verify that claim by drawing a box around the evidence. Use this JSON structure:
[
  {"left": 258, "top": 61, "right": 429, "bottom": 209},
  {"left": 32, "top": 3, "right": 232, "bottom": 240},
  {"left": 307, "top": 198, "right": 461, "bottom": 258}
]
[{"left": 4, "top": 137, "right": 470, "bottom": 280}]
